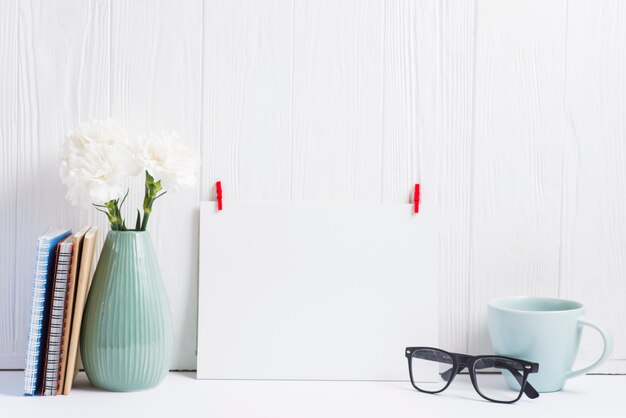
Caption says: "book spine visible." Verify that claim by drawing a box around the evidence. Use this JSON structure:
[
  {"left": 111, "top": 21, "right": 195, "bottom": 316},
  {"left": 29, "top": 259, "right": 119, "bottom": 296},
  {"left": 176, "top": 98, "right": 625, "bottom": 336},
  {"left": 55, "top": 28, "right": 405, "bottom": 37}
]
[
  {"left": 57, "top": 240, "right": 78, "bottom": 395},
  {"left": 23, "top": 238, "right": 51, "bottom": 396},
  {"left": 43, "top": 243, "right": 72, "bottom": 395}
]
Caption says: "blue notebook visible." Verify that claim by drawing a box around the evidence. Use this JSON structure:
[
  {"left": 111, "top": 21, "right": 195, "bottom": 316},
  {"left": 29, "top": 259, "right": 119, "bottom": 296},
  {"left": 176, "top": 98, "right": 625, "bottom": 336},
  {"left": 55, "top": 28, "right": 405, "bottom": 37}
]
[{"left": 23, "top": 228, "right": 71, "bottom": 396}]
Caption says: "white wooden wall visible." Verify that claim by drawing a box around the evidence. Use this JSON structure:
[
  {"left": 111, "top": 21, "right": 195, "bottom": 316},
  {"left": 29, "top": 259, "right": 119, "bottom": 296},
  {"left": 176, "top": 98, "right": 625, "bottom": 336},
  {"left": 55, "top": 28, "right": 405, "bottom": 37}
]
[{"left": 1, "top": 0, "right": 625, "bottom": 372}]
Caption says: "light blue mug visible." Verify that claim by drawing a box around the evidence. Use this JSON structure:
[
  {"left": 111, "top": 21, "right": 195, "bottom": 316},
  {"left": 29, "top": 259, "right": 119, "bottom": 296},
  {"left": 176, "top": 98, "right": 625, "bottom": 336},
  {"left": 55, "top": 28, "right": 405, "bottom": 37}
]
[{"left": 488, "top": 296, "right": 613, "bottom": 393}]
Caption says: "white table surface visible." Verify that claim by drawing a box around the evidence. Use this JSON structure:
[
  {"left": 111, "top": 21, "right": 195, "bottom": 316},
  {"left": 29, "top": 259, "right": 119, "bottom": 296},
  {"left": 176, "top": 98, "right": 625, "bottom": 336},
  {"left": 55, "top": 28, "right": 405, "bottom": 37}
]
[{"left": 0, "top": 371, "right": 623, "bottom": 418}]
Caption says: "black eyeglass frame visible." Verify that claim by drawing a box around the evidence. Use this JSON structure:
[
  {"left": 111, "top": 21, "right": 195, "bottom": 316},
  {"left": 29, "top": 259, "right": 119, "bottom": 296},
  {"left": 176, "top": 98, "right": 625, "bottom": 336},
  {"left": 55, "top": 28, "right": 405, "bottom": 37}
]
[{"left": 405, "top": 346, "right": 540, "bottom": 404}]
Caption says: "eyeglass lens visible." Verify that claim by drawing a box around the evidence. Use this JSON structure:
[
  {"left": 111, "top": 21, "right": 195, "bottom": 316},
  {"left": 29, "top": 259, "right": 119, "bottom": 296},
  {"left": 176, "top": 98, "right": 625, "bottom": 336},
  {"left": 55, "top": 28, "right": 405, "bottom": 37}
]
[
  {"left": 473, "top": 357, "right": 525, "bottom": 402},
  {"left": 409, "top": 349, "right": 454, "bottom": 392}
]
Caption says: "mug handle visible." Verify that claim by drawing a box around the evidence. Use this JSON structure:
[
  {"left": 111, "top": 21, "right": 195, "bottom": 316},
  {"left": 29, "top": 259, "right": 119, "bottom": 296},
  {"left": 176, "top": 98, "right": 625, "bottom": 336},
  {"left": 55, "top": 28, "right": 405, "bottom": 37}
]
[{"left": 566, "top": 317, "right": 613, "bottom": 379}]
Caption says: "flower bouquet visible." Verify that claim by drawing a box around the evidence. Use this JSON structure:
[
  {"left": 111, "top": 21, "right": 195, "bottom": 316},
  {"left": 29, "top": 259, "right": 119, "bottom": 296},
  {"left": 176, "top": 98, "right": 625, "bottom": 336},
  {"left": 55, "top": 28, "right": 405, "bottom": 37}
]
[
  {"left": 59, "top": 119, "right": 199, "bottom": 391},
  {"left": 60, "top": 119, "right": 199, "bottom": 230}
]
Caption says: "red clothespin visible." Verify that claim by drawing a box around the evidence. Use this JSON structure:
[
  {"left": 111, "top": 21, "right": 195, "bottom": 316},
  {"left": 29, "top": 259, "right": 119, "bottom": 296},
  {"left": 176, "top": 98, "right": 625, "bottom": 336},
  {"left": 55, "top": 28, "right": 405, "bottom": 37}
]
[
  {"left": 413, "top": 184, "right": 420, "bottom": 214},
  {"left": 216, "top": 181, "right": 223, "bottom": 211}
]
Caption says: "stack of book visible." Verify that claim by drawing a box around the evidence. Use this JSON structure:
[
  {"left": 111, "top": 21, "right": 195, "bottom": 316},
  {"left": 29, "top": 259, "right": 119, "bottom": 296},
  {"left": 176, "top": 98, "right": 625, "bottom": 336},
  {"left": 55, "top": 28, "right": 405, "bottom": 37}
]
[{"left": 23, "top": 227, "right": 99, "bottom": 396}]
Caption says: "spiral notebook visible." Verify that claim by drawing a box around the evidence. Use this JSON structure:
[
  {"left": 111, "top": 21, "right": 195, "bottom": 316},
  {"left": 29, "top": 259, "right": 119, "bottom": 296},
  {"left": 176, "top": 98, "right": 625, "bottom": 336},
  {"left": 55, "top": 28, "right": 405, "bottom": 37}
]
[
  {"left": 41, "top": 236, "right": 73, "bottom": 395},
  {"left": 57, "top": 226, "right": 90, "bottom": 394},
  {"left": 23, "top": 229, "right": 71, "bottom": 396}
]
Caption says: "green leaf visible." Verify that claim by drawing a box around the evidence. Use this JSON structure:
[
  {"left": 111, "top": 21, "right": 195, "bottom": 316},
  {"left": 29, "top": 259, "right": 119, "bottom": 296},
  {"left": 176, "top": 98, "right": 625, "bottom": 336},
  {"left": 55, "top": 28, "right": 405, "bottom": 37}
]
[
  {"left": 118, "top": 189, "right": 129, "bottom": 210},
  {"left": 135, "top": 209, "right": 141, "bottom": 231},
  {"left": 153, "top": 191, "right": 168, "bottom": 200},
  {"left": 145, "top": 170, "right": 155, "bottom": 185}
]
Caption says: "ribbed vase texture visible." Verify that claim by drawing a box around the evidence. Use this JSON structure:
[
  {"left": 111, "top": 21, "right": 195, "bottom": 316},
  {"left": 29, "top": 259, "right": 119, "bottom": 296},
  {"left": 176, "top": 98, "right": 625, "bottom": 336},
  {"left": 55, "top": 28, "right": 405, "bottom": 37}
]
[{"left": 80, "top": 231, "right": 173, "bottom": 391}]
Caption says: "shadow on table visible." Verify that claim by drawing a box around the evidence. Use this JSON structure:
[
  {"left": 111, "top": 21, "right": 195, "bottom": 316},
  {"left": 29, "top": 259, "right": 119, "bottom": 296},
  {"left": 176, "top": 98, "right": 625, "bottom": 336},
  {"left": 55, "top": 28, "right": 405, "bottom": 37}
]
[
  {"left": 71, "top": 372, "right": 102, "bottom": 392},
  {"left": 0, "top": 370, "right": 198, "bottom": 396},
  {"left": 71, "top": 370, "right": 197, "bottom": 392},
  {"left": 171, "top": 370, "right": 196, "bottom": 380},
  {"left": 396, "top": 375, "right": 522, "bottom": 405},
  {"left": 0, "top": 371, "right": 24, "bottom": 397}
]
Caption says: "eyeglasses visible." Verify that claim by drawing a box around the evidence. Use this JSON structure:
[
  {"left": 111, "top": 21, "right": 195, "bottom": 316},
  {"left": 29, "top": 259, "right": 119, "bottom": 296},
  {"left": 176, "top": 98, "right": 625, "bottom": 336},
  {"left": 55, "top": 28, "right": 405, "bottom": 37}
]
[{"left": 405, "top": 347, "right": 540, "bottom": 404}]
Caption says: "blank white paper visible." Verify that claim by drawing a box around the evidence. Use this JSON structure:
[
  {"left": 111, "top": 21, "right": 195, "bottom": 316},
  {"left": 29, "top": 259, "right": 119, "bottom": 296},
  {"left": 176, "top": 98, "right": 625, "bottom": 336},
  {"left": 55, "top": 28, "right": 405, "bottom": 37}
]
[{"left": 198, "top": 201, "right": 439, "bottom": 381}]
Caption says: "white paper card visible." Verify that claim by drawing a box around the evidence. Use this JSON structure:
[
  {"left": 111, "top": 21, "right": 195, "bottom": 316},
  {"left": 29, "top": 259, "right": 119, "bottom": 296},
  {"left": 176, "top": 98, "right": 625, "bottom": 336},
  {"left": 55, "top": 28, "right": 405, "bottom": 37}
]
[{"left": 198, "top": 201, "right": 439, "bottom": 381}]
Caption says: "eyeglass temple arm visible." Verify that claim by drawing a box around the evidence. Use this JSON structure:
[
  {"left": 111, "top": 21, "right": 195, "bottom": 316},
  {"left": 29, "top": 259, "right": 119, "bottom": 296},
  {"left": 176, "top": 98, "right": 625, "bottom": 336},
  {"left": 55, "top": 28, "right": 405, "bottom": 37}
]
[
  {"left": 439, "top": 366, "right": 539, "bottom": 399},
  {"left": 507, "top": 367, "right": 539, "bottom": 399}
]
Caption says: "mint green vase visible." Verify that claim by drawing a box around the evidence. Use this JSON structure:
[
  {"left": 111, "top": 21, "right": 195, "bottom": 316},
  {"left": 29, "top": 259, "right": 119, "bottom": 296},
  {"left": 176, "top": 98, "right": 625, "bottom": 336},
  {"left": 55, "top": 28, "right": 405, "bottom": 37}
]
[{"left": 80, "top": 231, "right": 173, "bottom": 391}]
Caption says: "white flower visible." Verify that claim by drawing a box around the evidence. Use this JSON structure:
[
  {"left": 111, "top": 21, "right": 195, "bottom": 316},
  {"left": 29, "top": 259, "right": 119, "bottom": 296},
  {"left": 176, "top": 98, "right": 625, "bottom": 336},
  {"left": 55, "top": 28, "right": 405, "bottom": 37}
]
[
  {"left": 134, "top": 132, "right": 199, "bottom": 192},
  {"left": 59, "top": 119, "right": 140, "bottom": 207},
  {"left": 63, "top": 118, "right": 127, "bottom": 152}
]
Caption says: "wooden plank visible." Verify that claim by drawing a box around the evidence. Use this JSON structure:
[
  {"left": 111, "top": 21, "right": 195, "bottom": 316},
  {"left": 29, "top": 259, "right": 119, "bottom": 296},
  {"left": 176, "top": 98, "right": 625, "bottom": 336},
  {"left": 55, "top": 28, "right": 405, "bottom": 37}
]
[
  {"left": 201, "top": 0, "right": 293, "bottom": 202},
  {"left": 382, "top": 0, "right": 474, "bottom": 354},
  {"left": 13, "top": 0, "right": 110, "bottom": 369},
  {"left": 291, "top": 0, "right": 383, "bottom": 202},
  {"left": 4, "top": 0, "right": 624, "bottom": 373},
  {"left": 468, "top": 0, "right": 567, "bottom": 353},
  {"left": 0, "top": 0, "right": 18, "bottom": 365},
  {"left": 560, "top": 0, "right": 626, "bottom": 360},
  {"left": 382, "top": 0, "right": 437, "bottom": 205},
  {"left": 110, "top": 0, "right": 202, "bottom": 370},
  {"left": 438, "top": 0, "right": 475, "bottom": 353}
]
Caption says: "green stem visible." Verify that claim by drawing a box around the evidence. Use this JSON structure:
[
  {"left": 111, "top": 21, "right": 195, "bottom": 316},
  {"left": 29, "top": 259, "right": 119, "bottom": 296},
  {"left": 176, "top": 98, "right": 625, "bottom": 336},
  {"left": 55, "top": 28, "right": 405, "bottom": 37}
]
[
  {"left": 141, "top": 170, "right": 162, "bottom": 231},
  {"left": 141, "top": 206, "right": 151, "bottom": 231}
]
